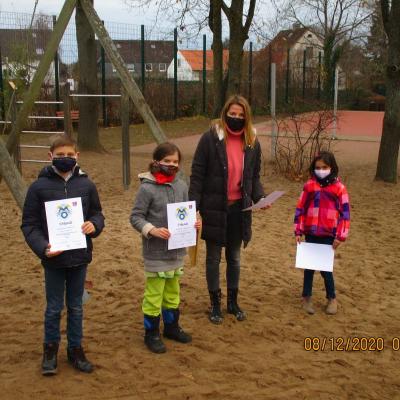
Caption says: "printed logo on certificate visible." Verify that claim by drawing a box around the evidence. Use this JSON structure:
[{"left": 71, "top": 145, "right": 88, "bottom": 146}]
[
  {"left": 45, "top": 197, "right": 87, "bottom": 252},
  {"left": 167, "top": 201, "right": 197, "bottom": 250}
]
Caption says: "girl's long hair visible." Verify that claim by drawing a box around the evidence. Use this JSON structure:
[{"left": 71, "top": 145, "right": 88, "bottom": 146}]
[{"left": 214, "top": 95, "right": 256, "bottom": 148}]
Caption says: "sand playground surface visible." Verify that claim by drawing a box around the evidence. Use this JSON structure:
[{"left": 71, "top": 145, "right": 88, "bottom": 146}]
[{"left": 0, "top": 115, "right": 399, "bottom": 399}]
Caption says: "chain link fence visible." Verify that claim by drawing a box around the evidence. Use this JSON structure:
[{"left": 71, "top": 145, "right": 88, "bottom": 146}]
[{"left": 1, "top": 10, "right": 360, "bottom": 132}]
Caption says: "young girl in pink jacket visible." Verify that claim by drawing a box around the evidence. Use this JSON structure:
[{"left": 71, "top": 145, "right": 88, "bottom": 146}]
[{"left": 294, "top": 151, "right": 350, "bottom": 315}]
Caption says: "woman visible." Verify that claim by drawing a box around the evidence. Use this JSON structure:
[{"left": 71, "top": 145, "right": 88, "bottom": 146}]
[{"left": 189, "top": 95, "right": 266, "bottom": 324}]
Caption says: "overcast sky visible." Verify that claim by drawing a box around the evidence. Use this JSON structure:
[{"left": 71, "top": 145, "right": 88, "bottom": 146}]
[
  {"left": 2, "top": 0, "right": 154, "bottom": 25},
  {"left": 1, "top": 0, "right": 276, "bottom": 48}
]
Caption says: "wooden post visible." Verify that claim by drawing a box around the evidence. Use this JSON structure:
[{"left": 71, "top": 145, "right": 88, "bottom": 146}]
[
  {"left": 4, "top": 0, "right": 77, "bottom": 157},
  {"left": 0, "top": 46, "right": 5, "bottom": 122},
  {"left": 173, "top": 28, "right": 178, "bottom": 119},
  {"left": 63, "top": 82, "right": 73, "bottom": 137},
  {"left": 0, "top": 138, "right": 27, "bottom": 210},
  {"left": 101, "top": 21, "right": 107, "bottom": 127},
  {"left": 202, "top": 34, "right": 206, "bottom": 115},
  {"left": 10, "top": 94, "right": 21, "bottom": 171},
  {"left": 270, "top": 63, "right": 277, "bottom": 159},
  {"left": 79, "top": 0, "right": 167, "bottom": 144},
  {"left": 121, "top": 88, "right": 131, "bottom": 190},
  {"left": 141, "top": 24, "right": 145, "bottom": 95}
]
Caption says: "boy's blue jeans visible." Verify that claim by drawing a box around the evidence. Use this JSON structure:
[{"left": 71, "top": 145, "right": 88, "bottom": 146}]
[
  {"left": 302, "top": 235, "right": 336, "bottom": 299},
  {"left": 44, "top": 264, "right": 87, "bottom": 348}
]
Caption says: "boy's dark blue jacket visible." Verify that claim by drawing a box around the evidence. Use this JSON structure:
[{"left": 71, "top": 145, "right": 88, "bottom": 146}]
[{"left": 21, "top": 165, "right": 105, "bottom": 269}]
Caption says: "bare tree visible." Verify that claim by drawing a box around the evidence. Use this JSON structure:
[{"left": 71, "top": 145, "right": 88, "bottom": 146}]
[
  {"left": 274, "top": 107, "right": 334, "bottom": 180},
  {"left": 125, "top": 0, "right": 258, "bottom": 115},
  {"left": 221, "top": 1, "right": 257, "bottom": 97},
  {"left": 75, "top": 0, "right": 103, "bottom": 151},
  {"left": 209, "top": 0, "right": 224, "bottom": 116},
  {"left": 280, "top": 0, "right": 371, "bottom": 100},
  {"left": 375, "top": 0, "right": 400, "bottom": 183}
]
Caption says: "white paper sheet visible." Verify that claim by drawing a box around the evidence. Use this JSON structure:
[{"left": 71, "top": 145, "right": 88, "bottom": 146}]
[
  {"left": 295, "top": 242, "right": 334, "bottom": 272},
  {"left": 45, "top": 197, "right": 87, "bottom": 252},
  {"left": 167, "top": 201, "right": 197, "bottom": 250},
  {"left": 242, "top": 191, "right": 285, "bottom": 211}
]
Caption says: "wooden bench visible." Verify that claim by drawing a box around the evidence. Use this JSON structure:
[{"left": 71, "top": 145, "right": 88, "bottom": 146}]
[{"left": 56, "top": 110, "right": 80, "bottom": 121}]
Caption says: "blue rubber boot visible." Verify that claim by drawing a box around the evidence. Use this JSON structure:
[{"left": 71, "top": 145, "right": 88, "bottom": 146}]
[
  {"left": 144, "top": 314, "right": 166, "bottom": 353},
  {"left": 162, "top": 309, "right": 192, "bottom": 343}
]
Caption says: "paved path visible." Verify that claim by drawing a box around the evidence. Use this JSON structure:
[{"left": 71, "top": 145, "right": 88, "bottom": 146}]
[{"left": 131, "top": 111, "right": 384, "bottom": 157}]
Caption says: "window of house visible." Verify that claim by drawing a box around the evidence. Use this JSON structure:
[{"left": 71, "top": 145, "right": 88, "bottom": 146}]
[
  {"left": 305, "top": 46, "right": 313, "bottom": 58},
  {"left": 145, "top": 63, "right": 152, "bottom": 72},
  {"left": 159, "top": 63, "right": 166, "bottom": 72},
  {"left": 177, "top": 59, "right": 181, "bottom": 67},
  {"left": 151, "top": 44, "right": 156, "bottom": 49},
  {"left": 36, "top": 48, "right": 44, "bottom": 55}
]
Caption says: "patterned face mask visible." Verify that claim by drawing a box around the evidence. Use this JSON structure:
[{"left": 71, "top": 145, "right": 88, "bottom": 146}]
[{"left": 157, "top": 163, "right": 179, "bottom": 176}]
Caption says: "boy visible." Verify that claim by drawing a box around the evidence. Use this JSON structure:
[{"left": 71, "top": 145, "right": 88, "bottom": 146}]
[{"left": 21, "top": 134, "right": 105, "bottom": 376}]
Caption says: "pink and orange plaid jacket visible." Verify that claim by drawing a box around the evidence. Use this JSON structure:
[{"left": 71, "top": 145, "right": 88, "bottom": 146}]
[{"left": 294, "top": 177, "right": 350, "bottom": 241}]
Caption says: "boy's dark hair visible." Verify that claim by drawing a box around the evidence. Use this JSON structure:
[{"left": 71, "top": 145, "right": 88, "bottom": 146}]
[
  {"left": 50, "top": 134, "right": 77, "bottom": 153},
  {"left": 309, "top": 151, "right": 339, "bottom": 177},
  {"left": 149, "top": 142, "right": 182, "bottom": 172}
]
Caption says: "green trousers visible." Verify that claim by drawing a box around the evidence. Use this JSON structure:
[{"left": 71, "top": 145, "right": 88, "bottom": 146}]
[{"left": 142, "top": 275, "right": 180, "bottom": 316}]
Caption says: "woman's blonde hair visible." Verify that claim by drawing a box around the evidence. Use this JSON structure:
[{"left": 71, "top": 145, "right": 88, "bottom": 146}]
[{"left": 214, "top": 95, "right": 256, "bottom": 148}]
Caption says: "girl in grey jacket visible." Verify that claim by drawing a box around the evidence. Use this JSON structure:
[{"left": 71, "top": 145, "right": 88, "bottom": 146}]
[{"left": 130, "top": 142, "right": 201, "bottom": 353}]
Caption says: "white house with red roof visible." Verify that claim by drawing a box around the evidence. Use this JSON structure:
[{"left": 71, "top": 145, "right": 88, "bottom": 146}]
[{"left": 167, "top": 49, "right": 229, "bottom": 81}]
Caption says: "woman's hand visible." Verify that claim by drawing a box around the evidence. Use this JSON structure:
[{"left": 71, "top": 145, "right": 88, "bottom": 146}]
[
  {"left": 82, "top": 221, "right": 96, "bottom": 235},
  {"left": 149, "top": 227, "right": 171, "bottom": 240},
  {"left": 332, "top": 239, "right": 341, "bottom": 250}
]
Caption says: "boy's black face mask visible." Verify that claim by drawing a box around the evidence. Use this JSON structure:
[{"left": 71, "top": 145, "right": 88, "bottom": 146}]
[{"left": 52, "top": 157, "right": 77, "bottom": 173}]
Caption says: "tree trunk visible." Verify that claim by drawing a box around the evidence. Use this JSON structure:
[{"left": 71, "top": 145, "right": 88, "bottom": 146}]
[
  {"left": 375, "top": 0, "right": 400, "bottom": 183},
  {"left": 210, "top": 0, "right": 224, "bottom": 117},
  {"left": 226, "top": 34, "right": 245, "bottom": 97},
  {"left": 76, "top": 0, "right": 102, "bottom": 151},
  {"left": 375, "top": 42, "right": 400, "bottom": 182},
  {"left": 226, "top": 2, "right": 246, "bottom": 97}
]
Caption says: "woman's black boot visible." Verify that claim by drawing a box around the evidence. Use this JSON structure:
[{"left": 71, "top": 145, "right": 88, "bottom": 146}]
[
  {"left": 208, "top": 289, "right": 223, "bottom": 324},
  {"left": 227, "top": 288, "right": 246, "bottom": 321}
]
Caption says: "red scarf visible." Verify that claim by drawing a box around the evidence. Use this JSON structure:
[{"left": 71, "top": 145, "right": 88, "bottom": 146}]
[{"left": 153, "top": 171, "right": 175, "bottom": 184}]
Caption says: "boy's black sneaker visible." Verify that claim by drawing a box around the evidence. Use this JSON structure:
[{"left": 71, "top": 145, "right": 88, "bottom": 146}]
[
  {"left": 67, "top": 346, "right": 94, "bottom": 373},
  {"left": 42, "top": 342, "right": 59, "bottom": 376}
]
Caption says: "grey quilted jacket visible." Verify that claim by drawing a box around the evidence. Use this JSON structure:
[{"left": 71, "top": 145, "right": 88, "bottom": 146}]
[{"left": 130, "top": 172, "right": 188, "bottom": 272}]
